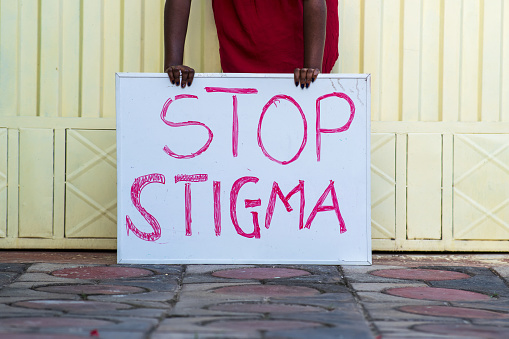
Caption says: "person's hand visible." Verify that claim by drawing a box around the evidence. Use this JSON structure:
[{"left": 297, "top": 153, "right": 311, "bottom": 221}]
[
  {"left": 165, "top": 65, "right": 195, "bottom": 88},
  {"left": 294, "top": 68, "right": 320, "bottom": 89}
]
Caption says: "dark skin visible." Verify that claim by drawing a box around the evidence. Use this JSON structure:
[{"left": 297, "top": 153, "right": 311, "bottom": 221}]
[{"left": 164, "top": 0, "right": 326, "bottom": 89}]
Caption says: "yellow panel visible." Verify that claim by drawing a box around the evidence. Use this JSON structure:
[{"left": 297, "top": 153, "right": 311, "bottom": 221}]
[
  {"left": 0, "top": 0, "right": 18, "bottom": 116},
  {"left": 379, "top": 0, "right": 401, "bottom": 121},
  {"left": 481, "top": 0, "right": 502, "bottom": 122},
  {"left": 441, "top": 0, "right": 461, "bottom": 122},
  {"left": 61, "top": 0, "right": 80, "bottom": 117},
  {"left": 371, "top": 134, "right": 396, "bottom": 239},
  {"left": 364, "top": 0, "right": 382, "bottom": 120},
  {"left": 407, "top": 134, "right": 442, "bottom": 239},
  {"left": 7, "top": 129, "right": 19, "bottom": 238},
  {"left": 339, "top": 0, "right": 362, "bottom": 73},
  {"left": 19, "top": 0, "right": 39, "bottom": 117},
  {"left": 81, "top": 0, "right": 102, "bottom": 118},
  {"left": 184, "top": 0, "right": 203, "bottom": 71},
  {"left": 103, "top": 0, "right": 122, "bottom": 118},
  {"left": 401, "top": 0, "right": 420, "bottom": 122},
  {"left": 19, "top": 128, "right": 54, "bottom": 238},
  {"left": 142, "top": 0, "right": 162, "bottom": 73},
  {"left": 0, "top": 129, "right": 7, "bottom": 237},
  {"left": 454, "top": 134, "right": 509, "bottom": 240},
  {"left": 202, "top": 0, "right": 221, "bottom": 72},
  {"left": 503, "top": 3, "right": 509, "bottom": 122},
  {"left": 39, "top": 0, "right": 60, "bottom": 117},
  {"left": 420, "top": 0, "right": 441, "bottom": 122},
  {"left": 123, "top": 0, "right": 142, "bottom": 72},
  {"left": 65, "top": 130, "right": 116, "bottom": 238},
  {"left": 459, "top": 0, "right": 481, "bottom": 122}
]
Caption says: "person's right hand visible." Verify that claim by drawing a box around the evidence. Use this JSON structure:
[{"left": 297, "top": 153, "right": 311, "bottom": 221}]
[
  {"left": 165, "top": 65, "right": 195, "bottom": 88},
  {"left": 294, "top": 68, "right": 320, "bottom": 89}
]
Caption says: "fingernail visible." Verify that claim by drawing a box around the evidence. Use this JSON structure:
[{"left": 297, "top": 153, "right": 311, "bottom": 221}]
[
  {"left": 171, "top": 81, "right": 175, "bottom": 85},
  {"left": 306, "top": 83, "right": 309, "bottom": 88},
  {"left": 188, "top": 82, "right": 192, "bottom": 87},
  {"left": 312, "top": 78, "right": 315, "bottom": 83},
  {"left": 295, "top": 81, "right": 299, "bottom": 87},
  {"left": 301, "top": 83, "right": 304, "bottom": 89},
  {"left": 176, "top": 81, "right": 180, "bottom": 86}
]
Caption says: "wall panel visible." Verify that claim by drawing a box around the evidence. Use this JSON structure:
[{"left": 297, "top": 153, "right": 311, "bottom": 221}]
[
  {"left": 18, "top": 129, "right": 54, "bottom": 238},
  {"left": 0, "top": 129, "right": 7, "bottom": 237}
]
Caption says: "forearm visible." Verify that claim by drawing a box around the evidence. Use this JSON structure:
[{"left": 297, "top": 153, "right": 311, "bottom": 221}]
[
  {"left": 164, "top": 0, "right": 192, "bottom": 69},
  {"left": 303, "top": 0, "right": 326, "bottom": 71}
]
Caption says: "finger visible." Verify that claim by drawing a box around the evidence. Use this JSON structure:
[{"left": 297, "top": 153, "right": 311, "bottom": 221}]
[
  {"left": 181, "top": 68, "right": 189, "bottom": 88},
  {"left": 311, "top": 69, "right": 320, "bottom": 83},
  {"left": 167, "top": 67, "right": 175, "bottom": 85},
  {"left": 294, "top": 69, "right": 300, "bottom": 87},
  {"left": 187, "top": 68, "right": 195, "bottom": 87},
  {"left": 299, "top": 68, "right": 307, "bottom": 89},
  {"left": 172, "top": 68, "right": 181, "bottom": 86},
  {"left": 305, "top": 69, "right": 313, "bottom": 88}
]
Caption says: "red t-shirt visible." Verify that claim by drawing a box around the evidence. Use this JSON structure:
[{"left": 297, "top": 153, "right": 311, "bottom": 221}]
[{"left": 211, "top": 0, "right": 339, "bottom": 73}]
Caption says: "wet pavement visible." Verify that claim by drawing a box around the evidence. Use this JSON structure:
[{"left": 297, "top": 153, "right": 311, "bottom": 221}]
[{"left": 0, "top": 252, "right": 509, "bottom": 338}]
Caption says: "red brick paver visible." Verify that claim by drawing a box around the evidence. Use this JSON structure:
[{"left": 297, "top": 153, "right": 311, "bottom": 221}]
[
  {"left": 52, "top": 266, "right": 153, "bottom": 279},
  {"left": 212, "top": 267, "right": 310, "bottom": 280},
  {"left": 214, "top": 284, "right": 319, "bottom": 297},
  {"left": 399, "top": 305, "right": 509, "bottom": 319},
  {"left": 371, "top": 268, "right": 470, "bottom": 281},
  {"left": 386, "top": 287, "right": 491, "bottom": 301},
  {"left": 36, "top": 284, "right": 145, "bottom": 295}
]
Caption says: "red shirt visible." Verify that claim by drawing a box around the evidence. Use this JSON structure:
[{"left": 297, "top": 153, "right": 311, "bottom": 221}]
[{"left": 212, "top": 0, "right": 339, "bottom": 73}]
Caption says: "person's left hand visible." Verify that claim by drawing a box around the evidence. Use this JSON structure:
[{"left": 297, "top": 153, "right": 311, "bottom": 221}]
[{"left": 294, "top": 68, "right": 320, "bottom": 89}]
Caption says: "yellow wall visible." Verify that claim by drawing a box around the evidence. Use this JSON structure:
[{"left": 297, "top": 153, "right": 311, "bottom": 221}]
[{"left": 0, "top": 0, "right": 508, "bottom": 250}]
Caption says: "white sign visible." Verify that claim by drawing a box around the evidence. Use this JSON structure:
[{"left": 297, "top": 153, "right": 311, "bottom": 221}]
[{"left": 116, "top": 73, "right": 371, "bottom": 265}]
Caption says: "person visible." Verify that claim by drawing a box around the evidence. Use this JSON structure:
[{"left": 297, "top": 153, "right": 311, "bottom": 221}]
[{"left": 164, "top": 0, "right": 338, "bottom": 88}]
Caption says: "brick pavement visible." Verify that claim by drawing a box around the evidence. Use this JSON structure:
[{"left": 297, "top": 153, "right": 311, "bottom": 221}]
[{"left": 0, "top": 252, "right": 509, "bottom": 338}]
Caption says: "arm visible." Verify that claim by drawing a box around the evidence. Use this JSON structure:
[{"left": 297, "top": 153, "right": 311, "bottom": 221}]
[
  {"left": 164, "top": 0, "right": 194, "bottom": 87},
  {"left": 294, "top": 0, "right": 326, "bottom": 88}
]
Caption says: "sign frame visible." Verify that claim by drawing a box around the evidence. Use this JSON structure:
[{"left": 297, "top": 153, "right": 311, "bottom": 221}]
[{"left": 116, "top": 73, "right": 371, "bottom": 265}]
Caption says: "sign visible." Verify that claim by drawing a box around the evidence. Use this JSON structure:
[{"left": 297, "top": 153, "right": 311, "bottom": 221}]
[{"left": 116, "top": 73, "right": 371, "bottom": 264}]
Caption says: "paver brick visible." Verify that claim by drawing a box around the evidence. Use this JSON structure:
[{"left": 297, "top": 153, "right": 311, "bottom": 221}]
[
  {"left": 386, "top": 287, "right": 492, "bottom": 301},
  {"left": 350, "top": 282, "right": 428, "bottom": 292},
  {"left": 371, "top": 269, "right": 470, "bottom": 281}
]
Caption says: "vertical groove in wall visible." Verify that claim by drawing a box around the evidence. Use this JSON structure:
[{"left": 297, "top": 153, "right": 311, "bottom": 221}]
[
  {"left": 15, "top": 0, "right": 20, "bottom": 116},
  {"left": 359, "top": 0, "right": 365, "bottom": 73},
  {"left": 78, "top": 0, "right": 83, "bottom": 117},
  {"left": 200, "top": 0, "right": 205, "bottom": 71},
  {"left": 398, "top": 0, "right": 404, "bottom": 121},
  {"left": 51, "top": 129, "right": 55, "bottom": 235},
  {"left": 378, "top": 0, "right": 384, "bottom": 121},
  {"left": 160, "top": 0, "right": 164, "bottom": 70},
  {"left": 140, "top": 0, "right": 145, "bottom": 72},
  {"left": 440, "top": 133, "right": 444, "bottom": 239},
  {"left": 417, "top": 0, "right": 423, "bottom": 121},
  {"left": 499, "top": 0, "right": 504, "bottom": 121},
  {"left": 437, "top": 0, "right": 445, "bottom": 121},
  {"left": 477, "top": 0, "right": 484, "bottom": 122},
  {"left": 100, "top": 0, "right": 104, "bottom": 118},
  {"left": 458, "top": 0, "right": 464, "bottom": 121},
  {"left": 16, "top": 130, "right": 20, "bottom": 237},
  {"left": 119, "top": 0, "right": 124, "bottom": 72},
  {"left": 58, "top": 0, "right": 63, "bottom": 117},
  {"left": 36, "top": 0, "right": 42, "bottom": 117}
]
